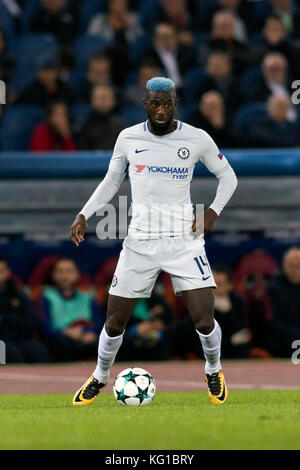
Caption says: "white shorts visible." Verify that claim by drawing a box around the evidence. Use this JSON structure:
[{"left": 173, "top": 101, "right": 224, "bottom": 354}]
[{"left": 108, "top": 235, "right": 216, "bottom": 298}]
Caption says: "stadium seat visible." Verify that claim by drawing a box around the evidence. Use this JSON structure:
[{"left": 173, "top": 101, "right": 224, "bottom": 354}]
[
  {"left": 10, "top": 33, "right": 58, "bottom": 70},
  {"left": 138, "top": 0, "right": 160, "bottom": 30},
  {"left": 120, "top": 104, "right": 146, "bottom": 126},
  {"left": 195, "top": 0, "right": 218, "bottom": 18},
  {"left": 70, "top": 103, "right": 92, "bottom": 132},
  {"left": 182, "top": 103, "right": 198, "bottom": 124},
  {"left": 73, "top": 35, "right": 111, "bottom": 70},
  {"left": 0, "top": 3, "right": 16, "bottom": 47},
  {"left": 1, "top": 105, "right": 44, "bottom": 151},
  {"left": 239, "top": 66, "right": 263, "bottom": 100},
  {"left": 93, "top": 256, "right": 119, "bottom": 305},
  {"left": 9, "top": 34, "right": 58, "bottom": 93},
  {"left": 29, "top": 254, "right": 92, "bottom": 300},
  {"left": 233, "top": 251, "right": 279, "bottom": 352},
  {"left": 20, "top": 0, "right": 41, "bottom": 33},
  {"left": 252, "top": 0, "right": 272, "bottom": 26},
  {"left": 234, "top": 102, "right": 267, "bottom": 142},
  {"left": 129, "top": 33, "right": 153, "bottom": 65},
  {"left": 79, "top": 0, "right": 107, "bottom": 33},
  {"left": 182, "top": 67, "right": 205, "bottom": 105},
  {"left": 233, "top": 251, "right": 279, "bottom": 299},
  {"left": 9, "top": 63, "right": 36, "bottom": 94}
]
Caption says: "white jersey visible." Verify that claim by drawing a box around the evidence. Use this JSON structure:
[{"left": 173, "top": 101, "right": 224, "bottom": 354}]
[{"left": 80, "top": 120, "right": 237, "bottom": 240}]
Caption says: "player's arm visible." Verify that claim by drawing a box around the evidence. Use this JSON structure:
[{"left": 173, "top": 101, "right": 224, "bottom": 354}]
[
  {"left": 70, "top": 132, "right": 128, "bottom": 246},
  {"left": 193, "top": 132, "right": 238, "bottom": 235}
]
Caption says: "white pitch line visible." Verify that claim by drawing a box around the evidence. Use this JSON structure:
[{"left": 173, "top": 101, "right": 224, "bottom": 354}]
[{"left": 0, "top": 372, "right": 299, "bottom": 391}]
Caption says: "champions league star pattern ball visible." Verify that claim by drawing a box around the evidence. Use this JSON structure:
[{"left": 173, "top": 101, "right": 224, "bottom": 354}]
[{"left": 113, "top": 367, "right": 156, "bottom": 406}]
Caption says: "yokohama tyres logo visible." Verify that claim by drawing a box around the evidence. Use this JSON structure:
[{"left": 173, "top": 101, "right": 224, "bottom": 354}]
[
  {"left": 135, "top": 165, "right": 147, "bottom": 173},
  {"left": 135, "top": 165, "right": 188, "bottom": 175}
]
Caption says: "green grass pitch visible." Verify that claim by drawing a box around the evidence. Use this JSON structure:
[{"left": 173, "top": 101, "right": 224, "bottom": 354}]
[{"left": 1, "top": 391, "right": 300, "bottom": 450}]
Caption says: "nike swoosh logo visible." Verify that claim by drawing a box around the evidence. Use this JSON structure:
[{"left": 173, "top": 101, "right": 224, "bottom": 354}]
[
  {"left": 202, "top": 275, "right": 211, "bottom": 281},
  {"left": 135, "top": 149, "right": 149, "bottom": 153},
  {"left": 217, "top": 382, "right": 227, "bottom": 402}
]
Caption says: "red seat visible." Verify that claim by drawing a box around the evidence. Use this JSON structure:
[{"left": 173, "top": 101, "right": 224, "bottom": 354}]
[
  {"left": 233, "top": 251, "right": 279, "bottom": 301},
  {"left": 29, "top": 254, "right": 91, "bottom": 299},
  {"left": 233, "top": 251, "right": 279, "bottom": 352},
  {"left": 93, "top": 256, "right": 119, "bottom": 305}
]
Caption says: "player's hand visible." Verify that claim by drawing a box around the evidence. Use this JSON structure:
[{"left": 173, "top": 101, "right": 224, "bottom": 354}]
[
  {"left": 192, "top": 208, "right": 218, "bottom": 235},
  {"left": 70, "top": 213, "right": 88, "bottom": 247},
  {"left": 203, "top": 208, "right": 218, "bottom": 235}
]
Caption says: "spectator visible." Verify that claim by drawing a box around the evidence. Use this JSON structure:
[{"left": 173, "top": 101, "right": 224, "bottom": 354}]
[
  {"left": 253, "top": 14, "right": 300, "bottom": 78},
  {"left": 270, "top": 0, "right": 300, "bottom": 39},
  {"left": 87, "top": 0, "right": 143, "bottom": 45},
  {"left": 187, "top": 51, "right": 239, "bottom": 112},
  {"left": 0, "top": 256, "right": 48, "bottom": 363},
  {"left": 143, "top": 23, "right": 196, "bottom": 90},
  {"left": 77, "top": 85, "right": 125, "bottom": 150},
  {"left": 117, "top": 288, "right": 173, "bottom": 361},
  {"left": 15, "top": 57, "right": 76, "bottom": 108},
  {"left": 37, "top": 258, "right": 104, "bottom": 362},
  {"left": 244, "top": 53, "right": 293, "bottom": 104},
  {"left": 157, "top": 0, "right": 192, "bottom": 30},
  {"left": 124, "top": 61, "right": 160, "bottom": 105},
  {"left": 30, "top": 101, "right": 76, "bottom": 151},
  {"left": 213, "top": 266, "right": 250, "bottom": 359},
  {"left": 197, "top": 0, "right": 249, "bottom": 42},
  {"left": 199, "top": 10, "right": 250, "bottom": 76},
  {"left": 239, "top": 95, "right": 299, "bottom": 147},
  {"left": 266, "top": 247, "right": 300, "bottom": 357},
  {"left": 30, "top": 0, "right": 78, "bottom": 45},
  {"left": 79, "top": 53, "right": 114, "bottom": 103},
  {"left": 189, "top": 91, "right": 236, "bottom": 148}
]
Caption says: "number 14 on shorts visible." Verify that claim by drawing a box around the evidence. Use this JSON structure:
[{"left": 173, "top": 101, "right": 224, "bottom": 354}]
[{"left": 194, "top": 255, "right": 212, "bottom": 281}]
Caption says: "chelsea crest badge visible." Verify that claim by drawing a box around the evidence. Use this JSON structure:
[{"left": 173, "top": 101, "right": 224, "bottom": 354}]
[{"left": 177, "top": 147, "right": 190, "bottom": 159}]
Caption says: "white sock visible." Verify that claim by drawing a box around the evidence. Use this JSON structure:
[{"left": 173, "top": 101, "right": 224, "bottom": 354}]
[
  {"left": 93, "top": 326, "right": 124, "bottom": 383},
  {"left": 196, "top": 319, "right": 222, "bottom": 375}
]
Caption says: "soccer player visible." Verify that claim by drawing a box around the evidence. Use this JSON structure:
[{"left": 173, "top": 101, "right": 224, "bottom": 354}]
[{"left": 70, "top": 77, "right": 238, "bottom": 405}]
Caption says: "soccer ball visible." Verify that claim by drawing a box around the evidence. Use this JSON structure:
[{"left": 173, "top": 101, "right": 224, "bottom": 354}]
[{"left": 113, "top": 367, "right": 156, "bottom": 406}]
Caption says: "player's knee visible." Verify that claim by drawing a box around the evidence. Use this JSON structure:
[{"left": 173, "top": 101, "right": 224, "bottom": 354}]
[
  {"left": 195, "top": 318, "right": 215, "bottom": 335},
  {"left": 105, "top": 317, "right": 126, "bottom": 337}
]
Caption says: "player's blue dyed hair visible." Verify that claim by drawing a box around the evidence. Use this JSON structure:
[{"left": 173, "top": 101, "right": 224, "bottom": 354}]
[{"left": 146, "top": 77, "right": 176, "bottom": 93}]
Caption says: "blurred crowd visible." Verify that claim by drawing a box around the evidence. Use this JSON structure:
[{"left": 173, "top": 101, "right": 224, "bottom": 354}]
[
  {"left": 1, "top": 0, "right": 300, "bottom": 149},
  {"left": 1, "top": 246, "right": 300, "bottom": 364}
]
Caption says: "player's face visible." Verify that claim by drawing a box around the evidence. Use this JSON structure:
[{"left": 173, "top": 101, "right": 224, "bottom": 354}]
[{"left": 144, "top": 91, "right": 176, "bottom": 133}]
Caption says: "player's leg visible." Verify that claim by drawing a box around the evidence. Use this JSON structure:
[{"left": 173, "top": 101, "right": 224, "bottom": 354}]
[
  {"left": 182, "top": 287, "right": 227, "bottom": 404},
  {"left": 93, "top": 294, "right": 139, "bottom": 382},
  {"left": 163, "top": 237, "right": 227, "bottom": 404},
  {"left": 73, "top": 294, "right": 138, "bottom": 406},
  {"left": 73, "top": 237, "right": 160, "bottom": 406},
  {"left": 181, "top": 287, "right": 220, "bottom": 371}
]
